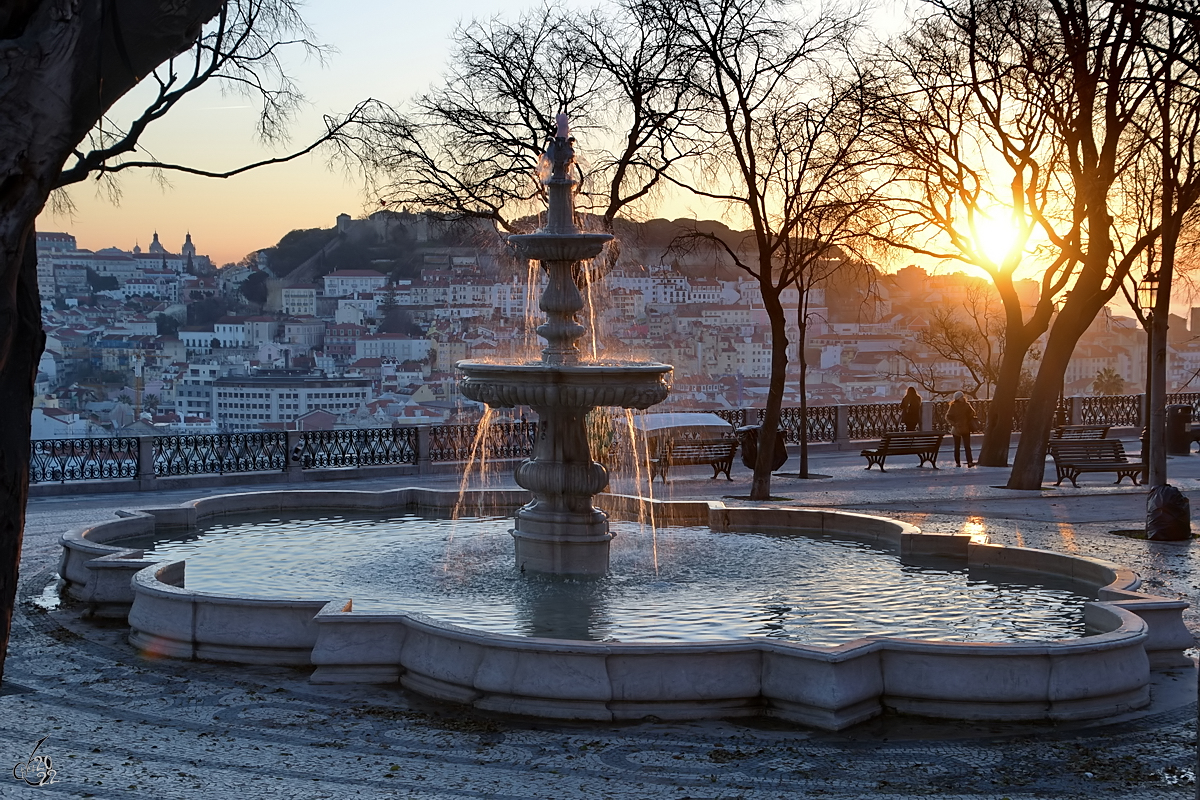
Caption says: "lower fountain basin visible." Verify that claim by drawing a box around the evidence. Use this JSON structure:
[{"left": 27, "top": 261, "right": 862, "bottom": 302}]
[
  {"left": 457, "top": 361, "right": 670, "bottom": 409},
  {"left": 59, "top": 489, "right": 1192, "bottom": 730}
]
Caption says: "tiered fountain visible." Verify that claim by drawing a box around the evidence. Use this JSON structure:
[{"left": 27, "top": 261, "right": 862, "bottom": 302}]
[{"left": 457, "top": 115, "right": 671, "bottom": 575}]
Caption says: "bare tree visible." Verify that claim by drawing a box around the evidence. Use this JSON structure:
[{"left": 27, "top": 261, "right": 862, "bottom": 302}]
[
  {"left": 1001, "top": 0, "right": 1200, "bottom": 489},
  {"left": 346, "top": 1, "right": 692, "bottom": 239},
  {"left": 891, "top": 288, "right": 1005, "bottom": 399},
  {"left": 1125, "top": 6, "right": 1200, "bottom": 489},
  {"left": 648, "top": 0, "right": 868, "bottom": 499},
  {"left": 875, "top": 0, "right": 1200, "bottom": 487},
  {"left": 0, "top": 0, "right": 369, "bottom": 684},
  {"left": 869, "top": 1, "right": 1074, "bottom": 467}
]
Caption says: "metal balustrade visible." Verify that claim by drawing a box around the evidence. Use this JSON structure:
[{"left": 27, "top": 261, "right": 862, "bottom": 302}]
[
  {"left": 293, "top": 428, "right": 418, "bottom": 469},
  {"left": 30, "top": 437, "right": 139, "bottom": 484},
  {"left": 427, "top": 421, "right": 537, "bottom": 463},
  {"left": 27, "top": 395, "right": 1157, "bottom": 486},
  {"left": 847, "top": 403, "right": 904, "bottom": 440},
  {"left": 1081, "top": 395, "right": 1141, "bottom": 427},
  {"left": 155, "top": 432, "right": 287, "bottom": 476},
  {"left": 1167, "top": 392, "right": 1200, "bottom": 417},
  {"left": 773, "top": 406, "right": 837, "bottom": 443}
]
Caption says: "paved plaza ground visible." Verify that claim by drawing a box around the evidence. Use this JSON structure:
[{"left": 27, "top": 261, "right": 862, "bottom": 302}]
[{"left": 4, "top": 444, "right": 1200, "bottom": 798}]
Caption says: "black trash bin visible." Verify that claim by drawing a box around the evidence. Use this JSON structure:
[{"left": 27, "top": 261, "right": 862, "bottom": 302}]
[
  {"left": 1165, "top": 403, "right": 1193, "bottom": 455},
  {"left": 735, "top": 425, "right": 789, "bottom": 471},
  {"left": 1147, "top": 484, "right": 1192, "bottom": 541}
]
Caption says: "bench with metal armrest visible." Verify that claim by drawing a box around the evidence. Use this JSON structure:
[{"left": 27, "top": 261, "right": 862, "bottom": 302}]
[
  {"left": 1047, "top": 439, "right": 1141, "bottom": 487},
  {"left": 649, "top": 438, "right": 738, "bottom": 482},
  {"left": 860, "top": 431, "right": 944, "bottom": 472}
]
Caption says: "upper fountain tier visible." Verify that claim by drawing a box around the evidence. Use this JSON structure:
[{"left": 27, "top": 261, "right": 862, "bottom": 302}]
[{"left": 458, "top": 115, "right": 670, "bottom": 408}]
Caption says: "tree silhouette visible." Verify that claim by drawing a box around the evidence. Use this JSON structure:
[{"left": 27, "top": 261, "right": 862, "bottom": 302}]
[
  {"left": 1092, "top": 368, "right": 1126, "bottom": 397},
  {"left": 0, "top": 0, "right": 373, "bottom": 684}
]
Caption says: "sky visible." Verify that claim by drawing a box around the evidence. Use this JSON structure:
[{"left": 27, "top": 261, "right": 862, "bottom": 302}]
[
  {"left": 39, "top": 0, "right": 920, "bottom": 270},
  {"left": 39, "top": 2, "right": 571, "bottom": 267}
]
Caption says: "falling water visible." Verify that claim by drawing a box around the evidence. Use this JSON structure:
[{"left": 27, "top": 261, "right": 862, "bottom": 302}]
[
  {"left": 453, "top": 406, "right": 496, "bottom": 523},
  {"left": 523, "top": 258, "right": 541, "bottom": 359},
  {"left": 622, "top": 407, "right": 659, "bottom": 574},
  {"left": 583, "top": 257, "right": 601, "bottom": 361}
]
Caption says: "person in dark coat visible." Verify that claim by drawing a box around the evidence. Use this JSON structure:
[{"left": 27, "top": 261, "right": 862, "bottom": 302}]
[
  {"left": 945, "top": 391, "right": 976, "bottom": 467},
  {"left": 900, "top": 386, "right": 922, "bottom": 431}
]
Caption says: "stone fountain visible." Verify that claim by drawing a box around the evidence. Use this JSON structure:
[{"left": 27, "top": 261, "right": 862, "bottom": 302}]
[{"left": 457, "top": 115, "right": 671, "bottom": 575}]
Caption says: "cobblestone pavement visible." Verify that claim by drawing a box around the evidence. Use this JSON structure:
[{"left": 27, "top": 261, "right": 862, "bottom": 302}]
[{"left": 3, "top": 452, "right": 1199, "bottom": 799}]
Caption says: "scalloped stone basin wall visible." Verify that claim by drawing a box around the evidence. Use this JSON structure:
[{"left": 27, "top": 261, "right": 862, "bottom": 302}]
[{"left": 59, "top": 488, "right": 1192, "bottom": 730}]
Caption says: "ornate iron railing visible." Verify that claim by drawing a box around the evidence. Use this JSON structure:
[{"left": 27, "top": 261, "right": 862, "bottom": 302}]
[
  {"left": 294, "top": 428, "right": 418, "bottom": 469},
  {"left": 1012, "top": 398, "right": 1029, "bottom": 432},
  {"left": 772, "top": 406, "right": 837, "bottom": 443},
  {"left": 1080, "top": 394, "right": 1141, "bottom": 427},
  {"left": 713, "top": 409, "right": 747, "bottom": 428},
  {"left": 480, "top": 421, "right": 538, "bottom": 459},
  {"left": 426, "top": 422, "right": 537, "bottom": 462},
  {"left": 1167, "top": 392, "right": 1200, "bottom": 417},
  {"left": 155, "top": 432, "right": 288, "bottom": 476},
  {"left": 30, "top": 437, "right": 139, "bottom": 483},
  {"left": 29, "top": 391, "right": 1162, "bottom": 485},
  {"left": 846, "top": 403, "right": 904, "bottom": 440},
  {"left": 426, "top": 424, "right": 476, "bottom": 462}
]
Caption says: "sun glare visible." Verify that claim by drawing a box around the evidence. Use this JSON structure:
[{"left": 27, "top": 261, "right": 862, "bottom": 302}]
[{"left": 971, "top": 208, "right": 1022, "bottom": 265}]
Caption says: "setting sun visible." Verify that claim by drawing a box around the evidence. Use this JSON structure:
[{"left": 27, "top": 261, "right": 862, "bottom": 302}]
[{"left": 971, "top": 207, "right": 1023, "bottom": 265}]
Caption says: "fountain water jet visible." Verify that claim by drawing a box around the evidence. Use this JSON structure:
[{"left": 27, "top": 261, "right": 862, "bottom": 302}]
[{"left": 457, "top": 115, "right": 671, "bottom": 574}]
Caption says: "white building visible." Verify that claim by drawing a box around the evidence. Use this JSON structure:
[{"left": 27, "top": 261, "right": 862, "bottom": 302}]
[
  {"left": 213, "top": 370, "right": 374, "bottom": 430},
  {"left": 322, "top": 269, "right": 388, "bottom": 298},
  {"left": 354, "top": 334, "right": 433, "bottom": 362}
]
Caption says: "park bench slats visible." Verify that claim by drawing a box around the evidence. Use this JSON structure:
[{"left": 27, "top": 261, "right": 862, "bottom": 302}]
[
  {"left": 860, "top": 432, "right": 944, "bottom": 472},
  {"left": 1047, "top": 439, "right": 1141, "bottom": 487},
  {"left": 650, "top": 438, "right": 738, "bottom": 482}
]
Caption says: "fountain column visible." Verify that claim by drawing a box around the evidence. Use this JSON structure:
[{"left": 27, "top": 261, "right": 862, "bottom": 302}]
[{"left": 457, "top": 115, "right": 671, "bottom": 575}]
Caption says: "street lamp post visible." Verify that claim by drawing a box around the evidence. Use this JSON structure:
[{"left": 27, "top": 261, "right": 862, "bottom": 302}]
[{"left": 1138, "top": 270, "right": 1159, "bottom": 484}]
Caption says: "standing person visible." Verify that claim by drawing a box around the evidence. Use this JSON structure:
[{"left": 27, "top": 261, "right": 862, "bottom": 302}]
[
  {"left": 945, "top": 391, "right": 976, "bottom": 467},
  {"left": 900, "top": 386, "right": 922, "bottom": 431}
]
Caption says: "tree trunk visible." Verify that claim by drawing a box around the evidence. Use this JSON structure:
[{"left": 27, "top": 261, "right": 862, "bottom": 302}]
[
  {"left": 0, "top": 0, "right": 225, "bottom": 685},
  {"left": 977, "top": 344, "right": 1028, "bottom": 467},
  {"left": 751, "top": 289, "right": 788, "bottom": 500},
  {"left": 797, "top": 317, "right": 809, "bottom": 479},
  {"left": 1149, "top": 225, "right": 1177, "bottom": 488},
  {"left": 0, "top": 230, "right": 43, "bottom": 686},
  {"left": 1006, "top": 308, "right": 1095, "bottom": 489}
]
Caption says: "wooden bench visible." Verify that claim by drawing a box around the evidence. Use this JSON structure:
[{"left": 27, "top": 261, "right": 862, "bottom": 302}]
[
  {"left": 1051, "top": 424, "right": 1110, "bottom": 440},
  {"left": 860, "top": 432, "right": 944, "bottom": 472},
  {"left": 1047, "top": 439, "right": 1141, "bottom": 487},
  {"left": 649, "top": 438, "right": 738, "bottom": 482}
]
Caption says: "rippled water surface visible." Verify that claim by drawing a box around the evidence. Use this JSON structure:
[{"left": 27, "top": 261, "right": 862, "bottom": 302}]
[{"left": 118, "top": 514, "right": 1094, "bottom": 645}]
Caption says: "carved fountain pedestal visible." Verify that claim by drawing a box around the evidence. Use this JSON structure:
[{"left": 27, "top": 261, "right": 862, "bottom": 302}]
[{"left": 457, "top": 125, "right": 670, "bottom": 574}]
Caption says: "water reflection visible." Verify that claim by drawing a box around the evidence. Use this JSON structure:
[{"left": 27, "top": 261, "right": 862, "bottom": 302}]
[{"left": 114, "top": 515, "right": 1093, "bottom": 646}]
